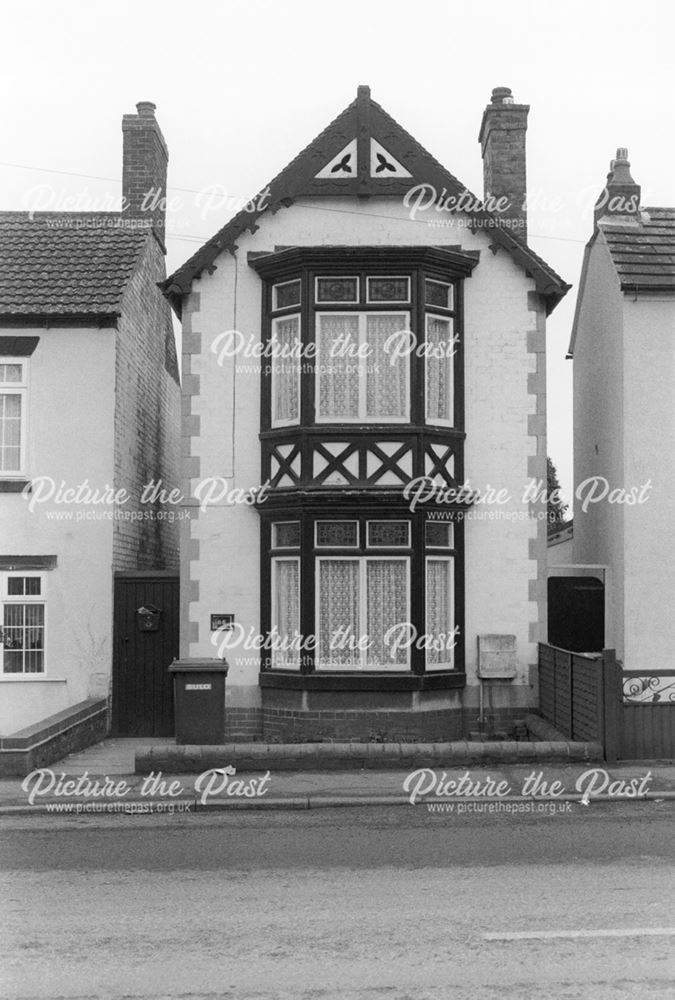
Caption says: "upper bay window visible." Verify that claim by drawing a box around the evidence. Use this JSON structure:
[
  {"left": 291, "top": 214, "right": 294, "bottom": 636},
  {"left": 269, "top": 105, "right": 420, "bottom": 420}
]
[{"left": 260, "top": 249, "right": 468, "bottom": 432}]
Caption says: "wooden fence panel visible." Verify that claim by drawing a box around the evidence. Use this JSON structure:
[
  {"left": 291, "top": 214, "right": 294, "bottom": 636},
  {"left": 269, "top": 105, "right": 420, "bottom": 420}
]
[
  {"left": 538, "top": 645, "right": 675, "bottom": 760},
  {"left": 539, "top": 643, "right": 556, "bottom": 724},
  {"left": 538, "top": 643, "right": 604, "bottom": 744},
  {"left": 571, "top": 656, "right": 602, "bottom": 741},
  {"left": 553, "top": 647, "right": 572, "bottom": 736}
]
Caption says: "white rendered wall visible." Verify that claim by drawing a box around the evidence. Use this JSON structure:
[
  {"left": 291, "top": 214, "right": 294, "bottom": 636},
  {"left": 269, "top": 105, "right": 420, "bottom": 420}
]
[
  {"left": 572, "top": 234, "right": 625, "bottom": 658},
  {"left": 182, "top": 198, "right": 544, "bottom": 712},
  {"left": 0, "top": 328, "right": 116, "bottom": 733}
]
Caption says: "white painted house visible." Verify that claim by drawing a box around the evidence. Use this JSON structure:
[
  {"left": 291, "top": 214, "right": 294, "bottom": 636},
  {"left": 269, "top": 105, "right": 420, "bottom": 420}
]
[
  {"left": 163, "top": 86, "right": 569, "bottom": 741},
  {"left": 0, "top": 103, "right": 180, "bottom": 765},
  {"left": 569, "top": 149, "right": 675, "bottom": 672}
]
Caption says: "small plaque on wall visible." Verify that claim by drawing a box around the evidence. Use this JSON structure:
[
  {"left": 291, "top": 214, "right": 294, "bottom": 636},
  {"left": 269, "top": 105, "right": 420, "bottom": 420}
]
[{"left": 211, "top": 614, "right": 234, "bottom": 632}]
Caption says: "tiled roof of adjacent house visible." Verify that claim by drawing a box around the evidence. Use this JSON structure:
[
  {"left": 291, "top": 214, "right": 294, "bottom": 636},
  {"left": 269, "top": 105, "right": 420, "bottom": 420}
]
[
  {"left": 0, "top": 213, "right": 149, "bottom": 321},
  {"left": 602, "top": 207, "right": 675, "bottom": 292}
]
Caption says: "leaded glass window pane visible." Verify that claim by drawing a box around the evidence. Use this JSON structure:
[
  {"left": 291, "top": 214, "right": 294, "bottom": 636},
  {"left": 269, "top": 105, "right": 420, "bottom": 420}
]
[
  {"left": 273, "top": 280, "right": 301, "bottom": 310},
  {"left": 367, "top": 277, "right": 410, "bottom": 303},
  {"left": 367, "top": 521, "right": 410, "bottom": 547},
  {"left": 425, "top": 522, "right": 454, "bottom": 548},
  {"left": 316, "top": 277, "right": 359, "bottom": 303},
  {"left": 272, "top": 522, "right": 300, "bottom": 549},
  {"left": 425, "top": 280, "right": 453, "bottom": 310},
  {"left": 316, "top": 521, "right": 358, "bottom": 548}
]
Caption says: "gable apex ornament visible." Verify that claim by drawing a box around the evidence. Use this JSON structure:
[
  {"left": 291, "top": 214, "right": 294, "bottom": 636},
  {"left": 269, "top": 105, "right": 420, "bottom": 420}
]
[
  {"left": 370, "top": 139, "right": 411, "bottom": 178},
  {"left": 315, "top": 139, "right": 357, "bottom": 178}
]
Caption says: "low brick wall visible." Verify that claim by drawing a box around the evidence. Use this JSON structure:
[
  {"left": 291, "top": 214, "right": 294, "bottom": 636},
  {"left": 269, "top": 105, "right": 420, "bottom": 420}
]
[
  {"left": 226, "top": 707, "right": 263, "bottom": 742},
  {"left": 224, "top": 706, "right": 534, "bottom": 743},
  {"left": 253, "top": 687, "right": 531, "bottom": 743},
  {"left": 0, "top": 699, "right": 108, "bottom": 777}
]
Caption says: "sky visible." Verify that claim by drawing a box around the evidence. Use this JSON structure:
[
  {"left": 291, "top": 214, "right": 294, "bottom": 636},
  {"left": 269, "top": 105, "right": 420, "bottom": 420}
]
[{"left": 2, "top": 0, "right": 673, "bottom": 501}]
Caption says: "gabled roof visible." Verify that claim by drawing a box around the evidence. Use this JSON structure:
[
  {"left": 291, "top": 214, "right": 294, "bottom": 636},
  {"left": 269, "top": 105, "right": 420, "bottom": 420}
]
[
  {"left": 603, "top": 207, "right": 675, "bottom": 293},
  {"left": 162, "top": 86, "right": 569, "bottom": 315},
  {"left": 0, "top": 213, "right": 149, "bottom": 324},
  {"left": 568, "top": 207, "right": 675, "bottom": 358}
]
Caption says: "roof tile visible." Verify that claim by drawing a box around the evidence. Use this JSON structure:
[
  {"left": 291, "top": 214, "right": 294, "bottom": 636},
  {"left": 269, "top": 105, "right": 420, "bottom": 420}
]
[
  {"left": 0, "top": 213, "right": 149, "bottom": 318},
  {"left": 602, "top": 209, "right": 675, "bottom": 291}
]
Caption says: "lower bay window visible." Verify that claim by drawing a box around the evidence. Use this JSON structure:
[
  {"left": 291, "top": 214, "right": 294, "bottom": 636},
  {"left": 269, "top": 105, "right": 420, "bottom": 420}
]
[
  {"left": 0, "top": 573, "right": 46, "bottom": 674},
  {"left": 267, "top": 516, "right": 458, "bottom": 674}
]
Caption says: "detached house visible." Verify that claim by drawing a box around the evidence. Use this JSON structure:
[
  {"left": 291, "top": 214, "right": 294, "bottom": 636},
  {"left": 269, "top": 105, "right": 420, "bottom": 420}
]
[
  {"left": 164, "top": 86, "right": 568, "bottom": 742},
  {"left": 0, "top": 103, "right": 180, "bottom": 771},
  {"left": 569, "top": 149, "right": 675, "bottom": 678}
]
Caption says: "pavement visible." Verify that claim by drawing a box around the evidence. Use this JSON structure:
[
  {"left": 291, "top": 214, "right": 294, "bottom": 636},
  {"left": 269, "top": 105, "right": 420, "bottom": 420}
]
[{"left": 1, "top": 737, "right": 675, "bottom": 815}]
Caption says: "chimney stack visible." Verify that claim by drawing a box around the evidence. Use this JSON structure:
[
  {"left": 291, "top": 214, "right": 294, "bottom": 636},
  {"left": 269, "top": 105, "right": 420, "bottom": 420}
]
[
  {"left": 122, "top": 102, "right": 168, "bottom": 252},
  {"left": 594, "top": 148, "right": 641, "bottom": 225},
  {"left": 478, "top": 87, "right": 529, "bottom": 241}
]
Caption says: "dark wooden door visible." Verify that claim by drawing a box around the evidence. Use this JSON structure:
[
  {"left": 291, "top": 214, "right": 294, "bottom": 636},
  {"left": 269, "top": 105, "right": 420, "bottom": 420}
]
[
  {"left": 548, "top": 576, "right": 605, "bottom": 654},
  {"left": 112, "top": 574, "right": 179, "bottom": 736}
]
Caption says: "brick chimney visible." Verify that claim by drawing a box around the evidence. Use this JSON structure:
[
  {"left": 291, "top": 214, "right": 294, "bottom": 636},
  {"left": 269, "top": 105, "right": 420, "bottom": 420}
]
[
  {"left": 594, "top": 148, "right": 641, "bottom": 225},
  {"left": 478, "top": 87, "right": 529, "bottom": 241},
  {"left": 122, "top": 101, "right": 168, "bottom": 252}
]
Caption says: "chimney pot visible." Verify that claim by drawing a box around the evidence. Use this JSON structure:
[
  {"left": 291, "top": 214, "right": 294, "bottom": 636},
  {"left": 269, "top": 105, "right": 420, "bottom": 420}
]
[
  {"left": 491, "top": 86, "right": 514, "bottom": 104},
  {"left": 136, "top": 101, "right": 157, "bottom": 118},
  {"left": 594, "top": 147, "right": 640, "bottom": 225}
]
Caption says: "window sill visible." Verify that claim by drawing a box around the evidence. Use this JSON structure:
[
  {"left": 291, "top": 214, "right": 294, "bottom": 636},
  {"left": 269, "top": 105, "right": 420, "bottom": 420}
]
[
  {"left": 0, "top": 676, "right": 64, "bottom": 682},
  {"left": 0, "top": 479, "right": 30, "bottom": 493},
  {"left": 259, "top": 670, "right": 466, "bottom": 692}
]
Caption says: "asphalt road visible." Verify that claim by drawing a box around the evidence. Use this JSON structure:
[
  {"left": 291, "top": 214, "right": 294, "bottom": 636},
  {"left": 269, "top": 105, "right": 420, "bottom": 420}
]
[{"left": 1, "top": 802, "right": 674, "bottom": 1000}]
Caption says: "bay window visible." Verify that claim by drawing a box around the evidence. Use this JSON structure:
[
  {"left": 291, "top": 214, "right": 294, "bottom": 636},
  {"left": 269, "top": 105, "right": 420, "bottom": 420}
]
[
  {"left": 253, "top": 247, "right": 472, "bottom": 685},
  {"left": 266, "top": 514, "right": 459, "bottom": 674}
]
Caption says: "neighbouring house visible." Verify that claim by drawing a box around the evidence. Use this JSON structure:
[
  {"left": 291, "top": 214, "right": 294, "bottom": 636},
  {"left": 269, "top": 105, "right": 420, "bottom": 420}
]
[
  {"left": 0, "top": 102, "right": 180, "bottom": 770},
  {"left": 162, "top": 85, "right": 569, "bottom": 742},
  {"left": 568, "top": 149, "right": 675, "bottom": 673}
]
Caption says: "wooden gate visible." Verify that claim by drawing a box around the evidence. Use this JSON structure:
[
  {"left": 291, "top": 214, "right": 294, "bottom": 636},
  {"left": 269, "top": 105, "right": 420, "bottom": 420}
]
[{"left": 112, "top": 573, "right": 179, "bottom": 736}]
